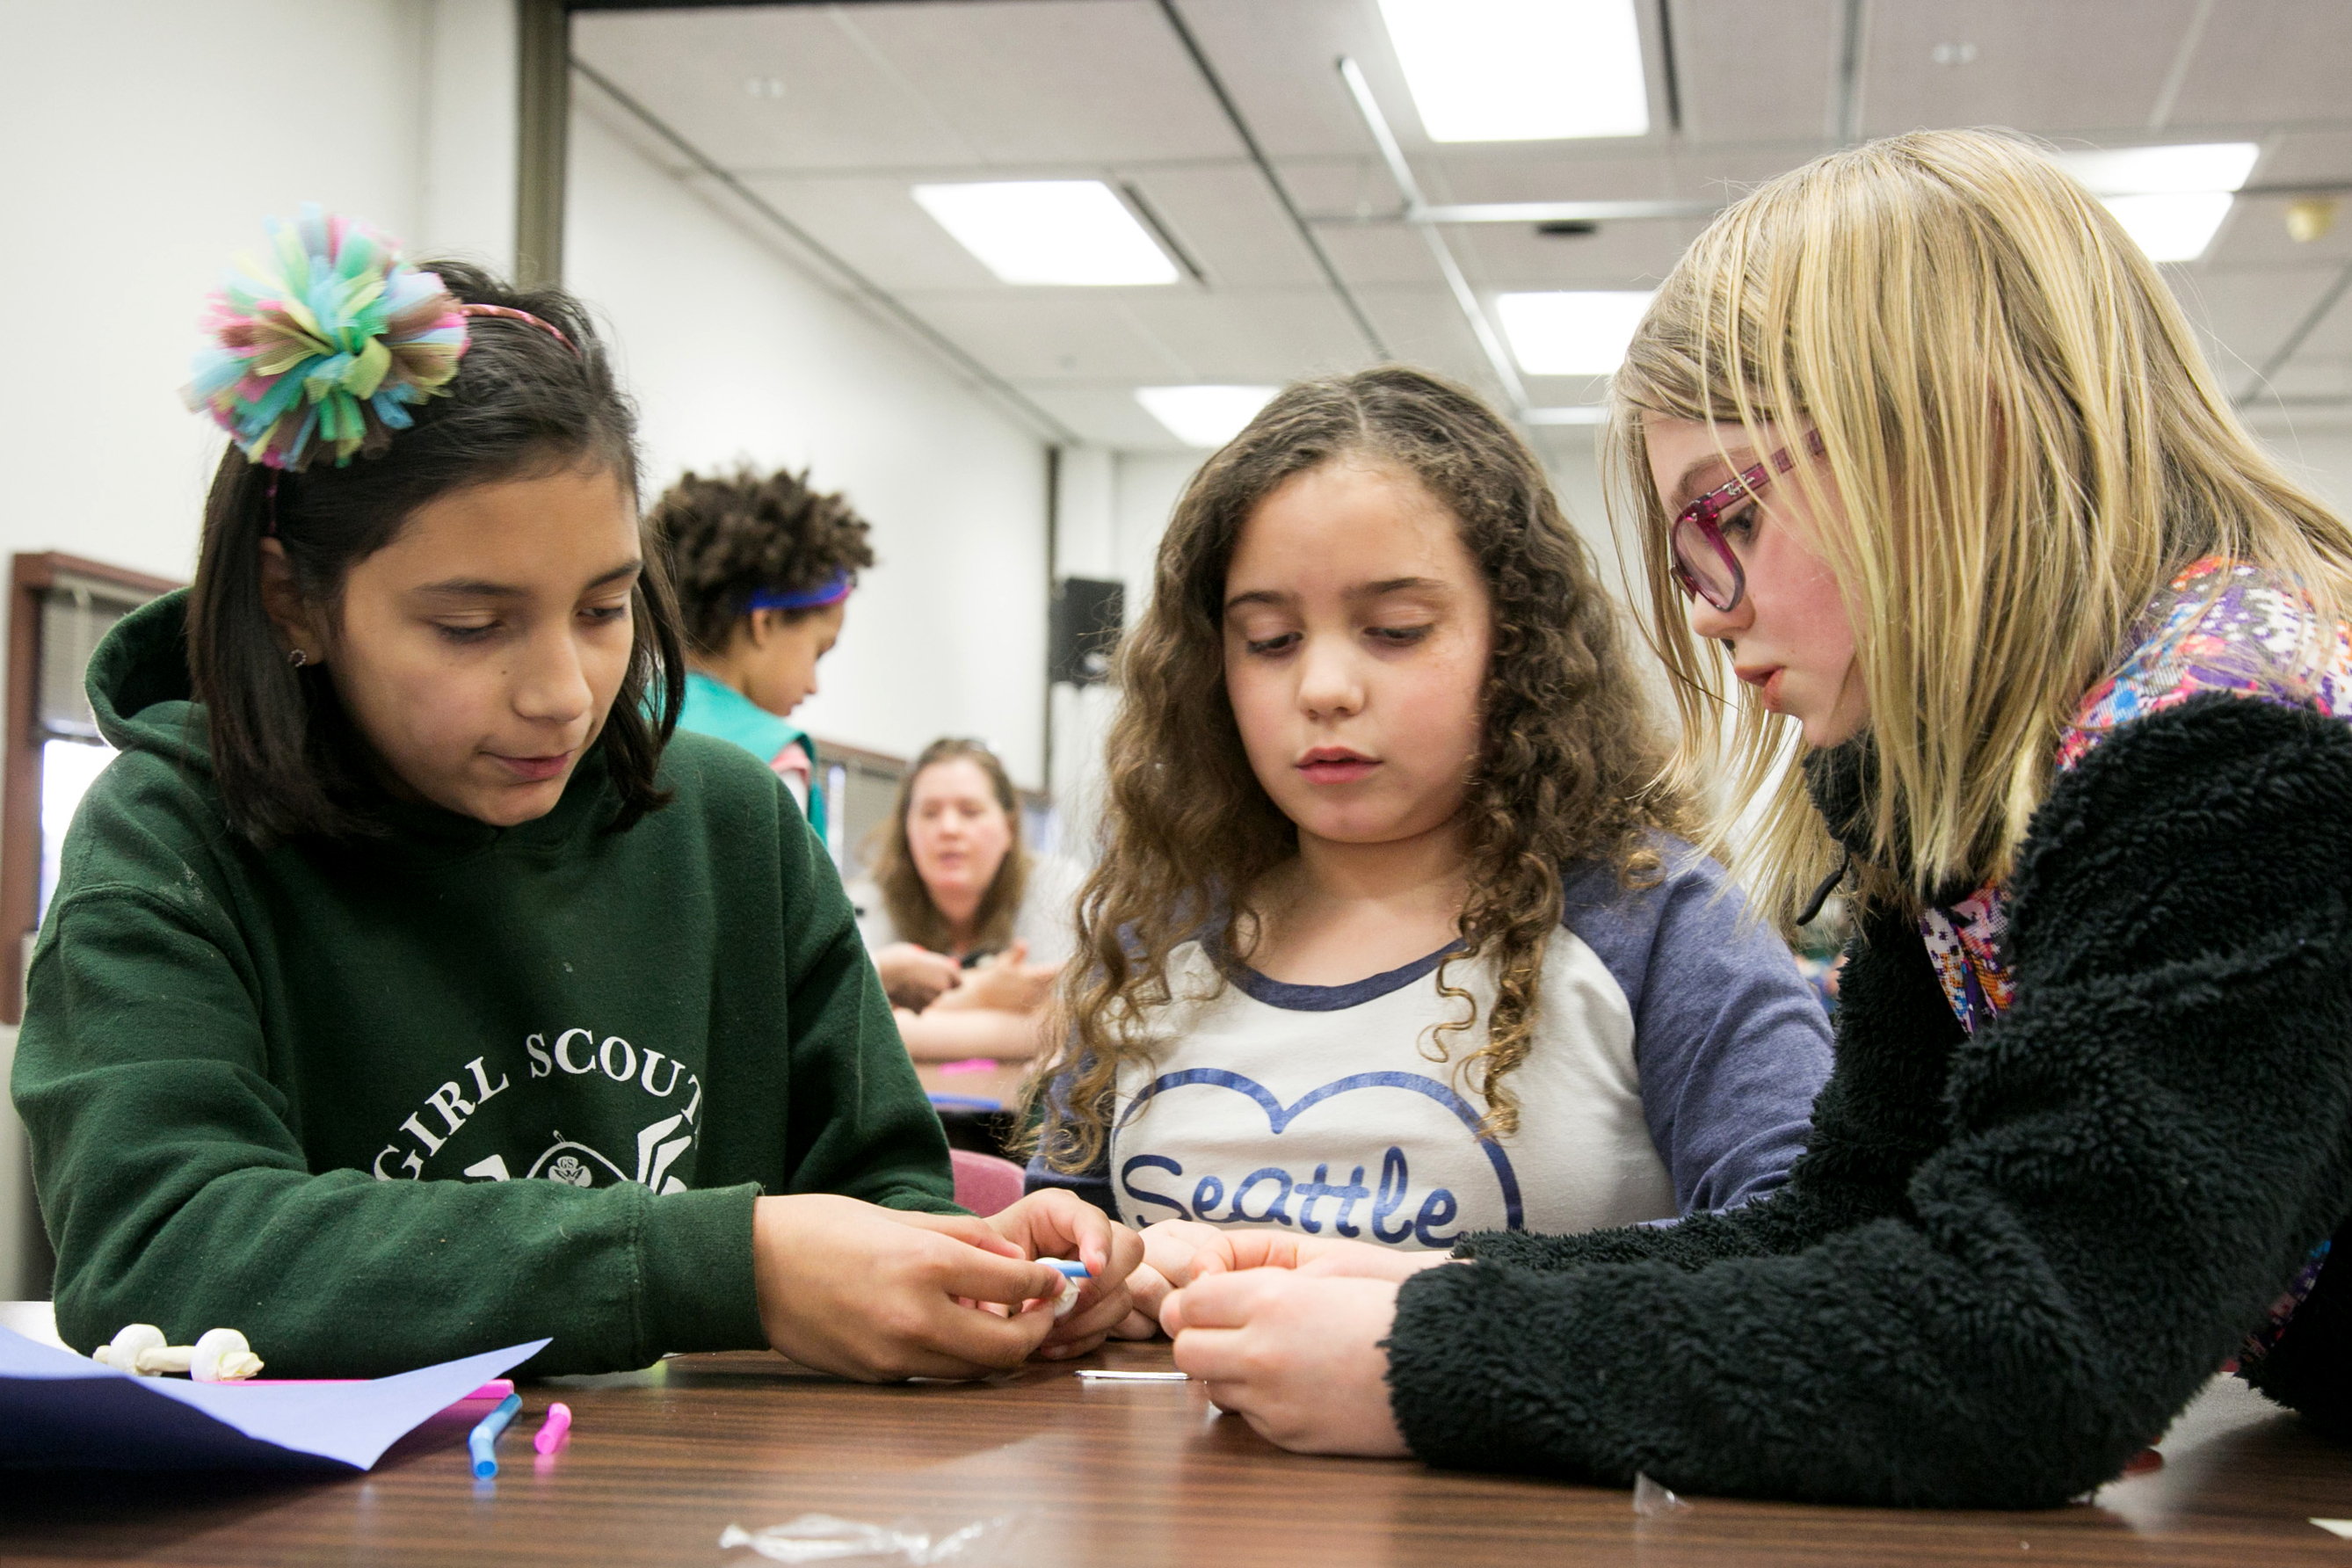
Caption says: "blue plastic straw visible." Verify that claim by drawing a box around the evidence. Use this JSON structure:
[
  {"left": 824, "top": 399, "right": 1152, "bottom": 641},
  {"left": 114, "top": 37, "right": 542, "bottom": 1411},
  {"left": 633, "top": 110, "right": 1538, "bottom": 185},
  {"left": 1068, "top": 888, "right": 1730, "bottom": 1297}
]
[
  {"left": 468, "top": 1392, "right": 523, "bottom": 1478},
  {"left": 1048, "top": 1259, "right": 1091, "bottom": 1281}
]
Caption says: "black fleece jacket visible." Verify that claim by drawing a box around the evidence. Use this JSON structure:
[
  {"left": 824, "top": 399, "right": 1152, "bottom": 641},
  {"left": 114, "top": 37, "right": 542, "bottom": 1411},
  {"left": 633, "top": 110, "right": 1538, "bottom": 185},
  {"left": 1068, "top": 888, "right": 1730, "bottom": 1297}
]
[{"left": 1383, "top": 694, "right": 2352, "bottom": 1507}]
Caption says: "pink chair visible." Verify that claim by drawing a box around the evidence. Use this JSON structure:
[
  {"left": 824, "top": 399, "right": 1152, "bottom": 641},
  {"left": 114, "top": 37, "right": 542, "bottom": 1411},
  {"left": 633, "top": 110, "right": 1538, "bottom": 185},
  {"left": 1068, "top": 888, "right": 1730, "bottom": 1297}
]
[{"left": 950, "top": 1149, "right": 1027, "bottom": 1217}]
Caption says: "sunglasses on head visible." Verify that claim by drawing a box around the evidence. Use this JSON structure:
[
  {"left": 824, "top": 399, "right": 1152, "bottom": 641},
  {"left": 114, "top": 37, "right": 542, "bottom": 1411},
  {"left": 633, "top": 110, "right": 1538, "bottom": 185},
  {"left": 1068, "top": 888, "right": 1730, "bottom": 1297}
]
[{"left": 1668, "top": 428, "right": 1827, "bottom": 613}]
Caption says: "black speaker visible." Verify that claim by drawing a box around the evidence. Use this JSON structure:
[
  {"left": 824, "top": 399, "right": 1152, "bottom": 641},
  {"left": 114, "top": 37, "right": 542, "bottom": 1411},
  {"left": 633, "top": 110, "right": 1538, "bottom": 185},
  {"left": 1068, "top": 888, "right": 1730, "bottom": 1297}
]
[{"left": 1049, "top": 577, "right": 1124, "bottom": 686}]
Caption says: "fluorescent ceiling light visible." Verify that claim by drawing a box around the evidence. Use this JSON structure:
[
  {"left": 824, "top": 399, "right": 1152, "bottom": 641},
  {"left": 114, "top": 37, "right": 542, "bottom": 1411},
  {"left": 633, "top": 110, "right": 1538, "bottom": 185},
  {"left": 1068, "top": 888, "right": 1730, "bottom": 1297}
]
[
  {"left": 2098, "top": 192, "right": 2238, "bottom": 263},
  {"left": 913, "top": 181, "right": 1179, "bottom": 287},
  {"left": 2056, "top": 143, "right": 2258, "bottom": 263},
  {"left": 1136, "top": 386, "right": 1279, "bottom": 448},
  {"left": 1378, "top": 0, "right": 1648, "bottom": 142},
  {"left": 2056, "top": 142, "right": 2259, "bottom": 196},
  {"left": 1496, "top": 291, "right": 1654, "bottom": 376}
]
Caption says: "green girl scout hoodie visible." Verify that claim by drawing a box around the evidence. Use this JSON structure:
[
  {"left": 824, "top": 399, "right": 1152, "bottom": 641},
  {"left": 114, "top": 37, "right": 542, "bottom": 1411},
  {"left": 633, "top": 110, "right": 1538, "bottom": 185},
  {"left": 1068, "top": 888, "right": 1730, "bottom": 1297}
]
[{"left": 10, "top": 592, "right": 958, "bottom": 1376}]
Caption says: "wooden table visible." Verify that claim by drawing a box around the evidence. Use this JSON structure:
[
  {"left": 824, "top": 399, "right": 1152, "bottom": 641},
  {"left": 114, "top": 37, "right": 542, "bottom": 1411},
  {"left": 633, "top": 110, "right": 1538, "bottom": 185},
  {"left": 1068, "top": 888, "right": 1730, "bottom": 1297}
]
[{"left": 9, "top": 1324, "right": 2352, "bottom": 1566}]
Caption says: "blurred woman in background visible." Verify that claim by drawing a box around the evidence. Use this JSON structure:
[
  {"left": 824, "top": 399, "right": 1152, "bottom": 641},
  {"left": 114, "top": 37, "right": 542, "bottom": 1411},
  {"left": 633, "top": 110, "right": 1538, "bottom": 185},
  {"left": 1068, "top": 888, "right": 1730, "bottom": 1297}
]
[{"left": 853, "top": 738, "right": 1082, "bottom": 1061}]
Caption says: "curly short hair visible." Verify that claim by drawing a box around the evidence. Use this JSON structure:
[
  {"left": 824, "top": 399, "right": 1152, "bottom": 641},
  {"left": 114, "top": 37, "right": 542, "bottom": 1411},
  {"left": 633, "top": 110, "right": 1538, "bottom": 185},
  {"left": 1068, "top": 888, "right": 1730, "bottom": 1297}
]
[{"left": 649, "top": 466, "right": 875, "bottom": 654}]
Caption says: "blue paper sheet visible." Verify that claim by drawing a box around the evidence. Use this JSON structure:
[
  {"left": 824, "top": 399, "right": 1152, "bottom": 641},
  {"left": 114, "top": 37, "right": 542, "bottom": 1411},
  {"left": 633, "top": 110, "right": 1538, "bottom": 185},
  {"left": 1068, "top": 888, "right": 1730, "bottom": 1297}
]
[{"left": 0, "top": 1325, "right": 548, "bottom": 1470}]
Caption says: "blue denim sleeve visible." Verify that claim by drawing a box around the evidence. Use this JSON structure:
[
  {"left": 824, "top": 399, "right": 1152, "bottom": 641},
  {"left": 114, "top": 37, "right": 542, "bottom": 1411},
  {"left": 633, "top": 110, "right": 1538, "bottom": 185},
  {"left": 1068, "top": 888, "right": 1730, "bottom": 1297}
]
[{"left": 1558, "top": 838, "right": 1833, "bottom": 1215}]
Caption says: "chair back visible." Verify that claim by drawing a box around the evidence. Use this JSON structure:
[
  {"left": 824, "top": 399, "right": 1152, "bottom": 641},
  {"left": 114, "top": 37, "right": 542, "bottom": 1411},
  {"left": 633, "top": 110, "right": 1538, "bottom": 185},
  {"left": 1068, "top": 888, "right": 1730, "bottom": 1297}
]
[{"left": 950, "top": 1148, "right": 1026, "bottom": 1216}]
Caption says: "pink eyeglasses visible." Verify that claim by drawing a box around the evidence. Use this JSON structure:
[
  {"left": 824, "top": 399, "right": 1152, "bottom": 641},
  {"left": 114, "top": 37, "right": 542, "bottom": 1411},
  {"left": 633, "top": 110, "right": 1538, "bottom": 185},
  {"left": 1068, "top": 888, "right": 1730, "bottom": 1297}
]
[{"left": 1668, "top": 428, "right": 1826, "bottom": 613}]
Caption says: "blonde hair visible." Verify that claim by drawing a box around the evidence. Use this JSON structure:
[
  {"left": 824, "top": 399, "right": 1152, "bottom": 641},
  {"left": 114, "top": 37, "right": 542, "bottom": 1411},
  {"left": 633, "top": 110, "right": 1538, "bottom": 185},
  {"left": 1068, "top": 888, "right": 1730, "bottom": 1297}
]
[{"left": 1611, "top": 127, "right": 2352, "bottom": 924}]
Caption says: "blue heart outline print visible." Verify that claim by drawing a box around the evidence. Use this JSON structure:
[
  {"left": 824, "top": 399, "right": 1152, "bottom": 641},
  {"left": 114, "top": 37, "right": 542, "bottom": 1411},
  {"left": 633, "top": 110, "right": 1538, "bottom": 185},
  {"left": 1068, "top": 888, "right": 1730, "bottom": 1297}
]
[{"left": 1114, "top": 1067, "right": 1523, "bottom": 1230}]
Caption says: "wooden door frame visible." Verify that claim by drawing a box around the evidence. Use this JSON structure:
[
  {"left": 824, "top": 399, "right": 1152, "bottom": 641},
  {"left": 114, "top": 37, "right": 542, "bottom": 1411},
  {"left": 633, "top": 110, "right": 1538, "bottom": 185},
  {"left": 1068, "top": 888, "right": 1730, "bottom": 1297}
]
[{"left": 2, "top": 553, "right": 181, "bottom": 1023}]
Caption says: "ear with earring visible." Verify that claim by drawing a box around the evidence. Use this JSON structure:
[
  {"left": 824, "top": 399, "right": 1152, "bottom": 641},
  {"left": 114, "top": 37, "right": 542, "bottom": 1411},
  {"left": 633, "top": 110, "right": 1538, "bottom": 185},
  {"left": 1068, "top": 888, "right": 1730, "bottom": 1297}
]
[{"left": 287, "top": 648, "right": 309, "bottom": 668}]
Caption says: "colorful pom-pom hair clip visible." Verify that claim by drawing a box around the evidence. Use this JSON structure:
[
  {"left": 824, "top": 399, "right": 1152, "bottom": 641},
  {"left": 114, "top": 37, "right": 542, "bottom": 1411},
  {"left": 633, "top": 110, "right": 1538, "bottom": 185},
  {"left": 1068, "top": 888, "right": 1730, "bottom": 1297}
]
[{"left": 184, "top": 204, "right": 572, "bottom": 475}]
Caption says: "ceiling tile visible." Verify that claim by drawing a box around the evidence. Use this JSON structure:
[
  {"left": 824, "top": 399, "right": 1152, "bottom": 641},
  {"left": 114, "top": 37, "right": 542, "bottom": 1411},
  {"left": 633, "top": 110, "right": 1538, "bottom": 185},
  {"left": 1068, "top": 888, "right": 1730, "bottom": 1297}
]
[
  {"left": 1174, "top": 0, "right": 1434, "bottom": 161},
  {"left": 1276, "top": 157, "right": 1406, "bottom": 218},
  {"left": 1668, "top": 0, "right": 1841, "bottom": 145},
  {"left": 897, "top": 291, "right": 1203, "bottom": 381},
  {"left": 2164, "top": 0, "right": 2352, "bottom": 127},
  {"left": 843, "top": 0, "right": 1242, "bottom": 164},
  {"left": 577, "top": 0, "right": 2352, "bottom": 452},
  {"left": 1861, "top": 0, "right": 2203, "bottom": 138},
  {"left": 1021, "top": 385, "right": 1199, "bottom": 449},
  {"left": 1111, "top": 288, "right": 1376, "bottom": 381},
  {"left": 1310, "top": 221, "right": 1448, "bottom": 289},
  {"left": 2249, "top": 356, "right": 2352, "bottom": 399},
  {"left": 1666, "top": 144, "right": 1830, "bottom": 199},
  {"left": 1421, "top": 151, "right": 1685, "bottom": 206},
  {"left": 2264, "top": 267, "right": 2352, "bottom": 359},
  {"left": 2207, "top": 195, "right": 2352, "bottom": 271},
  {"left": 2250, "top": 130, "right": 2352, "bottom": 186},
  {"left": 1120, "top": 165, "right": 1330, "bottom": 289},
  {"left": 1450, "top": 218, "right": 1707, "bottom": 291},
  {"left": 2175, "top": 265, "right": 2348, "bottom": 385},
  {"left": 730, "top": 174, "right": 1004, "bottom": 291},
  {"left": 573, "top": 8, "right": 978, "bottom": 171},
  {"left": 1351, "top": 285, "right": 1507, "bottom": 391}
]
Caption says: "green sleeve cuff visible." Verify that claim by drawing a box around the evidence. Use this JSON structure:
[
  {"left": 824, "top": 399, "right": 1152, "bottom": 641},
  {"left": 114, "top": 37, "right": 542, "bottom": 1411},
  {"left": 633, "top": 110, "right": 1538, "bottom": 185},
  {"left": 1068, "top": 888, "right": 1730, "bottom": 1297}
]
[{"left": 636, "top": 1182, "right": 765, "bottom": 1358}]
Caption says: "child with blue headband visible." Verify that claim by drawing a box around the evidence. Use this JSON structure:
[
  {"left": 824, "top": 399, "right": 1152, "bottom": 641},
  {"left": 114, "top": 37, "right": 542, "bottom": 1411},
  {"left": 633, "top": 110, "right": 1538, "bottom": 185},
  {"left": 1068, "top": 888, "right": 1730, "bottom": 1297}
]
[
  {"left": 9, "top": 207, "right": 1137, "bottom": 1380},
  {"left": 652, "top": 468, "right": 871, "bottom": 841}
]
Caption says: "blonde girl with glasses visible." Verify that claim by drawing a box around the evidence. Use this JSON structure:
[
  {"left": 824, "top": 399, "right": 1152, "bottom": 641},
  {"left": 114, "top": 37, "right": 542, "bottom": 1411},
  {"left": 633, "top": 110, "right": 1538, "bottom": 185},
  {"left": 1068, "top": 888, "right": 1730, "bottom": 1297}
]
[{"left": 1154, "top": 128, "right": 2352, "bottom": 1507}]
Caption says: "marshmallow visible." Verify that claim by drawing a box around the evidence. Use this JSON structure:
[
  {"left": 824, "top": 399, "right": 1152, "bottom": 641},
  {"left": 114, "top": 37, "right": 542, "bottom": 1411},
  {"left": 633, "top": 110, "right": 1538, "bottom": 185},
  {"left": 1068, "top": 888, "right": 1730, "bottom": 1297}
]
[
  {"left": 93, "top": 1323, "right": 263, "bottom": 1380},
  {"left": 190, "top": 1327, "right": 264, "bottom": 1383},
  {"left": 93, "top": 1324, "right": 167, "bottom": 1376},
  {"left": 1037, "top": 1258, "right": 1087, "bottom": 1318}
]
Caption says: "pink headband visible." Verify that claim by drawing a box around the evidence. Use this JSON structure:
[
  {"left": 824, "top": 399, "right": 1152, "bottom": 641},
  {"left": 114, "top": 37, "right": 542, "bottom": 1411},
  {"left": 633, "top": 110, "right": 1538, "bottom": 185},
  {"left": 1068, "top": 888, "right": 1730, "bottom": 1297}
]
[{"left": 456, "top": 301, "right": 574, "bottom": 352}]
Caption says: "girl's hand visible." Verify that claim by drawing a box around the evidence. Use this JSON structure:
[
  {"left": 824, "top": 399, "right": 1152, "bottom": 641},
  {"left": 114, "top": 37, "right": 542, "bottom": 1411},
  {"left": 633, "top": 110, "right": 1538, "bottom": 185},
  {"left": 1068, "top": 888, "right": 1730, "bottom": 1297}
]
[
  {"left": 875, "top": 943, "right": 962, "bottom": 1011},
  {"left": 1114, "top": 1262, "right": 1173, "bottom": 1338},
  {"left": 1160, "top": 1223, "right": 1450, "bottom": 1286},
  {"left": 1165, "top": 1270, "right": 1410, "bottom": 1456},
  {"left": 751, "top": 1194, "right": 1067, "bottom": 1380},
  {"left": 973, "top": 1190, "right": 1145, "bottom": 1359}
]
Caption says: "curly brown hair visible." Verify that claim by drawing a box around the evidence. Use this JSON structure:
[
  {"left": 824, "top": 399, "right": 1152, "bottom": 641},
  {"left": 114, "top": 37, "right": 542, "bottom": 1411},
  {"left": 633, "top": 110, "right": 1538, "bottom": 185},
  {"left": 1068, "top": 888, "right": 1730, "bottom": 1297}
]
[
  {"left": 648, "top": 466, "right": 875, "bottom": 655},
  {"left": 1027, "top": 366, "right": 1693, "bottom": 1172}
]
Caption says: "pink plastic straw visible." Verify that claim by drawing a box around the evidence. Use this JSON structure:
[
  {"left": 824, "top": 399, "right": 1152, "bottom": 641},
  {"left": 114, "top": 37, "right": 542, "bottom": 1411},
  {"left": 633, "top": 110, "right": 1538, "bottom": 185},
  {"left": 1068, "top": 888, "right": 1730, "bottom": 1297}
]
[
  {"left": 937, "top": 1057, "right": 998, "bottom": 1075},
  {"left": 533, "top": 1401, "right": 573, "bottom": 1454}
]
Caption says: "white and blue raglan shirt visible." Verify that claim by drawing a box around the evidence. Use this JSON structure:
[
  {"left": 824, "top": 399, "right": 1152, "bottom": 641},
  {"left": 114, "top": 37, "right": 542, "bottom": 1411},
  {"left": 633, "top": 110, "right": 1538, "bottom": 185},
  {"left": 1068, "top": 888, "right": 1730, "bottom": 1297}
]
[{"left": 1026, "top": 843, "right": 1833, "bottom": 1247}]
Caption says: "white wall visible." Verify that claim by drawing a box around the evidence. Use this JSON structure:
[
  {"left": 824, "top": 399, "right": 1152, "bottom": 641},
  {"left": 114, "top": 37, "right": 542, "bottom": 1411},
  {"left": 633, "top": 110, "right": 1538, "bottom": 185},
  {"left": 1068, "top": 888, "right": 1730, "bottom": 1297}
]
[
  {"left": 0, "top": 0, "right": 516, "bottom": 1302},
  {"left": 0, "top": 0, "right": 517, "bottom": 588},
  {"left": 1037, "top": 449, "right": 1199, "bottom": 858},
  {"left": 565, "top": 105, "right": 1052, "bottom": 788}
]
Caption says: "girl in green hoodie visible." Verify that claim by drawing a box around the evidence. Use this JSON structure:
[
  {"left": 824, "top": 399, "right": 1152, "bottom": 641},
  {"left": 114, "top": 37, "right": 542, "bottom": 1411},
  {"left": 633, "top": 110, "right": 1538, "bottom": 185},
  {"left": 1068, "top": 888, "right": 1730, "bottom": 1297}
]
[{"left": 10, "top": 208, "right": 1136, "bottom": 1380}]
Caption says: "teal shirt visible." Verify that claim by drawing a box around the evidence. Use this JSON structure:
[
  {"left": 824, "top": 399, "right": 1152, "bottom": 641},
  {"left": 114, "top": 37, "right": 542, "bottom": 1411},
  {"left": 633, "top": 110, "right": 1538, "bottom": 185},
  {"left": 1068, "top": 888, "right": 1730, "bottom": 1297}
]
[{"left": 678, "top": 671, "right": 826, "bottom": 840}]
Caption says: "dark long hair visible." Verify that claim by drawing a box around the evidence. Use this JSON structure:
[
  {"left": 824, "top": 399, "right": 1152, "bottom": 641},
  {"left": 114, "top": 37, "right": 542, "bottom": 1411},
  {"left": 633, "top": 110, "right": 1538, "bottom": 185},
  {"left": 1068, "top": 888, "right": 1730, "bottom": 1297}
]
[
  {"left": 867, "top": 738, "right": 1032, "bottom": 954},
  {"left": 185, "top": 260, "right": 685, "bottom": 844},
  {"left": 1029, "top": 366, "right": 1693, "bottom": 1170}
]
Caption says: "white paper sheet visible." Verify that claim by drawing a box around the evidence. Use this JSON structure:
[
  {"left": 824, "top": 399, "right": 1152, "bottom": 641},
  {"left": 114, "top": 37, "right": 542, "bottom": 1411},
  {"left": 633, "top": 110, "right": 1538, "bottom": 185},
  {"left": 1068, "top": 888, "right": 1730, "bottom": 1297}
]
[{"left": 0, "top": 1325, "right": 548, "bottom": 1470}]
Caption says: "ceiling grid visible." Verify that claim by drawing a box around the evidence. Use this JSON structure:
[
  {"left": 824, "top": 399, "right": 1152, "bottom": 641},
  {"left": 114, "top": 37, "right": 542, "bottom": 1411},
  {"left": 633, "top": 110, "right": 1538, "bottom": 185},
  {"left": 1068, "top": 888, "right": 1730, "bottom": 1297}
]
[{"left": 571, "top": 0, "right": 2352, "bottom": 454}]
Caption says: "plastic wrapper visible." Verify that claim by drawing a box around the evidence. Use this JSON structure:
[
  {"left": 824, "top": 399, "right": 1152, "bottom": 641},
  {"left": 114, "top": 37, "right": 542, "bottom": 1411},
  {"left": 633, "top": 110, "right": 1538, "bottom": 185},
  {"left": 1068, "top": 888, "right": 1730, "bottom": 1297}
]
[
  {"left": 1632, "top": 1472, "right": 1692, "bottom": 1517},
  {"left": 719, "top": 1514, "right": 1013, "bottom": 1564}
]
